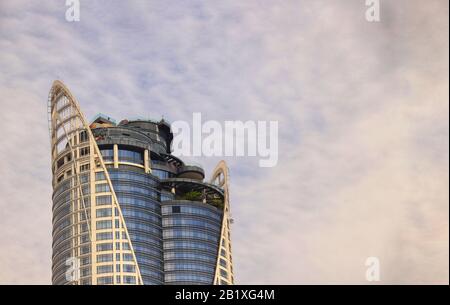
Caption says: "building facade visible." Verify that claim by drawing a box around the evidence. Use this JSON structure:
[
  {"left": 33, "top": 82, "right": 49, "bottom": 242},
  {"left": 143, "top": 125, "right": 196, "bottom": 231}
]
[{"left": 49, "top": 80, "right": 234, "bottom": 285}]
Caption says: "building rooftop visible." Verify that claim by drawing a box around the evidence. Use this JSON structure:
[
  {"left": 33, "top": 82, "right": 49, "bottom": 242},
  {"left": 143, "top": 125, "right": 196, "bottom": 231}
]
[{"left": 91, "top": 113, "right": 117, "bottom": 125}]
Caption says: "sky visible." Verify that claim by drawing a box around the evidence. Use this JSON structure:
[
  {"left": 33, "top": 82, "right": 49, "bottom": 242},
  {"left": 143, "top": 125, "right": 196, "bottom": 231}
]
[{"left": 0, "top": 0, "right": 448, "bottom": 284}]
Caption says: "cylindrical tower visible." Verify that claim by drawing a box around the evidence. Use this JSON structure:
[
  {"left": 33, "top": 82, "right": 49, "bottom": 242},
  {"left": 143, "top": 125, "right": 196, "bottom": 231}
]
[{"left": 49, "top": 80, "right": 234, "bottom": 285}]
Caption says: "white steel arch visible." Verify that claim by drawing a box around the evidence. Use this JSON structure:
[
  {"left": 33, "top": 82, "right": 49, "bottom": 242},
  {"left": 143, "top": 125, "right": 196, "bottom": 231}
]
[
  {"left": 49, "top": 80, "right": 143, "bottom": 285},
  {"left": 210, "top": 160, "right": 234, "bottom": 285}
]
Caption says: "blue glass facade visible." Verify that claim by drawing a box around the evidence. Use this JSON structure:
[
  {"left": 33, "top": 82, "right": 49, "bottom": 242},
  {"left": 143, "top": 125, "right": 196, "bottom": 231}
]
[
  {"left": 52, "top": 168, "right": 93, "bottom": 285},
  {"left": 108, "top": 168, "right": 164, "bottom": 284},
  {"left": 89, "top": 116, "right": 230, "bottom": 285},
  {"left": 96, "top": 158, "right": 225, "bottom": 285},
  {"left": 162, "top": 201, "right": 222, "bottom": 284}
]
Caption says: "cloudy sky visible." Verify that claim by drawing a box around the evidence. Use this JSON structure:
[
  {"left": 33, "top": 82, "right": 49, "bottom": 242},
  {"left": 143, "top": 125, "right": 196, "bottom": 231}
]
[{"left": 0, "top": 0, "right": 448, "bottom": 284}]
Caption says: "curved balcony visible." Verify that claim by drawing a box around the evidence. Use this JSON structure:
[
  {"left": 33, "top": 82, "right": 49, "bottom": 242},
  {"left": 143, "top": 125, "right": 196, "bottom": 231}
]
[
  {"left": 160, "top": 178, "right": 224, "bottom": 210},
  {"left": 177, "top": 165, "right": 205, "bottom": 181}
]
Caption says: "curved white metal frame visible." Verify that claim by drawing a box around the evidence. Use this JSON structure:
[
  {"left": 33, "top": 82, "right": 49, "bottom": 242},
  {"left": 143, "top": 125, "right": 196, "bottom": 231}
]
[
  {"left": 49, "top": 80, "right": 143, "bottom": 285},
  {"left": 210, "top": 161, "right": 234, "bottom": 284}
]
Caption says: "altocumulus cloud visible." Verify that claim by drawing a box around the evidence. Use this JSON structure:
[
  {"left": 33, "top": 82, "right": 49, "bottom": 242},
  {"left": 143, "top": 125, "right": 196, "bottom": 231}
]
[{"left": 0, "top": 0, "right": 448, "bottom": 284}]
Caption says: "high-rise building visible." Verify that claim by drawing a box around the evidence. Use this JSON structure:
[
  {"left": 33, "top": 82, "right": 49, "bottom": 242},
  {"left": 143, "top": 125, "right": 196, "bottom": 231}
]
[{"left": 49, "top": 80, "right": 234, "bottom": 285}]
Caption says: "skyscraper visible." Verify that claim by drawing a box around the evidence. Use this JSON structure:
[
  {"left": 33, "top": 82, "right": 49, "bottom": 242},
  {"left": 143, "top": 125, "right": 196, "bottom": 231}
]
[{"left": 49, "top": 80, "right": 234, "bottom": 285}]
